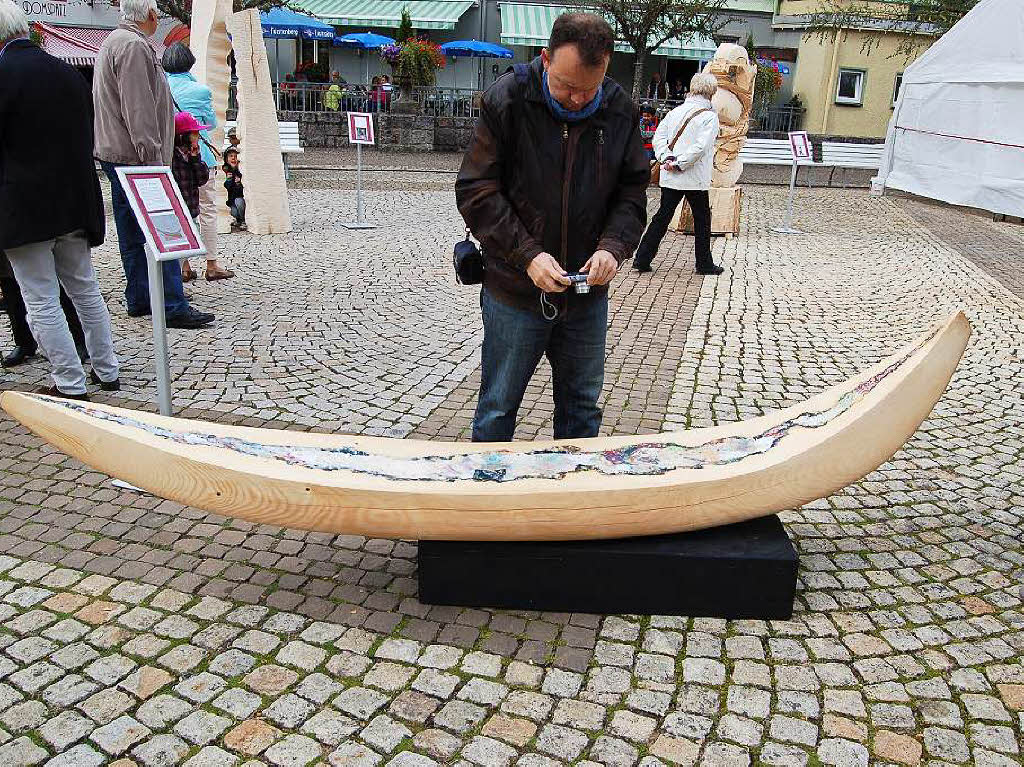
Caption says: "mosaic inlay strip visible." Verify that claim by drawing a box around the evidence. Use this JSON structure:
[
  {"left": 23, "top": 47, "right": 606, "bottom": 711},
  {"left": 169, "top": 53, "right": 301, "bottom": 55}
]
[{"left": 48, "top": 330, "right": 934, "bottom": 483}]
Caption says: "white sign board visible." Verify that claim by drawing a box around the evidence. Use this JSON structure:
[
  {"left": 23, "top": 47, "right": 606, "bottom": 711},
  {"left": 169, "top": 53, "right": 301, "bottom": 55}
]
[
  {"left": 348, "top": 112, "right": 375, "bottom": 145},
  {"left": 788, "top": 131, "right": 812, "bottom": 161}
]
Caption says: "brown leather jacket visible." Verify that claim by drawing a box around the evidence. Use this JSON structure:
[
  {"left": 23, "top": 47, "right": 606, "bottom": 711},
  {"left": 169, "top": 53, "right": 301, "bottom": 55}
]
[{"left": 456, "top": 57, "right": 649, "bottom": 313}]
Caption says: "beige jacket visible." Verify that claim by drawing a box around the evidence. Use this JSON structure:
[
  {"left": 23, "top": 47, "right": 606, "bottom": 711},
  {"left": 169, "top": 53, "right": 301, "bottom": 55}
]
[{"left": 93, "top": 22, "right": 174, "bottom": 166}]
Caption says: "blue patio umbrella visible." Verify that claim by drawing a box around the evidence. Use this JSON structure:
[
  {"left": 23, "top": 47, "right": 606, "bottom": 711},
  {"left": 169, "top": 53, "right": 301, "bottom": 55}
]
[
  {"left": 439, "top": 40, "right": 513, "bottom": 89},
  {"left": 260, "top": 8, "right": 336, "bottom": 81},
  {"left": 334, "top": 32, "right": 396, "bottom": 82}
]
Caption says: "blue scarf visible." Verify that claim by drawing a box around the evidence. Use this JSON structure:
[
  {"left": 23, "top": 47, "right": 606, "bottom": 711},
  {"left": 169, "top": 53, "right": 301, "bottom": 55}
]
[{"left": 543, "top": 71, "right": 603, "bottom": 123}]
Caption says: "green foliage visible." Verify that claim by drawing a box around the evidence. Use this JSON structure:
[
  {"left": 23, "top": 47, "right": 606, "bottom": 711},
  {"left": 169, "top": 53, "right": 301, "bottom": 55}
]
[
  {"left": 29, "top": 26, "right": 43, "bottom": 46},
  {"left": 397, "top": 8, "right": 414, "bottom": 43},
  {"left": 380, "top": 38, "right": 446, "bottom": 86},
  {"left": 745, "top": 33, "right": 756, "bottom": 63},
  {"left": 157, "top": 0, "right": 290, "bottom": 27},
  {"left": 571, "top": 0, "right": 728, "bottom": 101},
  {"left": 806, "top": 0, "right": 978, "bottom": 58}
]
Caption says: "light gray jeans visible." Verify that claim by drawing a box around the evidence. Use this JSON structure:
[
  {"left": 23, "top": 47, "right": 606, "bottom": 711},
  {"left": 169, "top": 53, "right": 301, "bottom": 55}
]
[{"left": 5, "top": 230, "right": 119, "bottom": 394}]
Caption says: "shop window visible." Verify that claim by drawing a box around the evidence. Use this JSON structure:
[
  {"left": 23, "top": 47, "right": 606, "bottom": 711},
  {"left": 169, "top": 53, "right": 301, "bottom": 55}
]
[{"left": 836, "top": 68, "right": 865, "bottom": 105}]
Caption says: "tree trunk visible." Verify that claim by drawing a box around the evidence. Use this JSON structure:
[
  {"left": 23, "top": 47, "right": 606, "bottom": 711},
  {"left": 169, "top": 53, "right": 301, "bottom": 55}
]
[{"left": 631, "top": 54, "right": 646, "bottom": 103}]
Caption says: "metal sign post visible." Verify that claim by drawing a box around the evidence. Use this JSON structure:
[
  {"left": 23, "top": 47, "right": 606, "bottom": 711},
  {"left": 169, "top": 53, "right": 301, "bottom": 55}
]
[
  {"left": 115, "top": 167, "right": 208, "bottom": 416},
  {"left": 145, "top": 246, "right": 173, "bottom": 415},
  {"left": 344, "top": 112, "right": 377, "bottom": 230},
  {"left": 773, "top": 131, "right": 810, "bottom": 235}
]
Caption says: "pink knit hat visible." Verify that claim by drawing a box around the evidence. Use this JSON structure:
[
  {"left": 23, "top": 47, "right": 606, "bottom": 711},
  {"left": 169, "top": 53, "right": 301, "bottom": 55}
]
[{"left": 174, "top": 111, "right": 212, "bottom": 135}]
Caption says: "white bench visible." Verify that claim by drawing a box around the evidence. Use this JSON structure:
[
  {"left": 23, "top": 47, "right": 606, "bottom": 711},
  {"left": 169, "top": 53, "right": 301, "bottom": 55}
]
[
  {"left": 738, "top": 137, "right": 883, "bottom": 186},
  {"left": 821, "top": 142, "right": 884, "bottom": 169},
  {"left": 738, "top": 138, "right": 814, "bottom": 167},
  {"left": 223, "top": 120, "right": 304, "bottom": 178}
]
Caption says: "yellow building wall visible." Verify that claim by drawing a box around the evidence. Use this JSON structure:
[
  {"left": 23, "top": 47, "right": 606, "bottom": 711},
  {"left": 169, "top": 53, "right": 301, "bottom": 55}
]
[{"left": 791, "top": 29, "right": 930, "bottom": 138}]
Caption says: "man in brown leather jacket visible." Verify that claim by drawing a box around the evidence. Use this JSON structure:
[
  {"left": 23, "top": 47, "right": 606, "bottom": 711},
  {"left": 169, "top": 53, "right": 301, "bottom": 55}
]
[{"left": 456, "top": 13, "right": 649, "bottom": 442}]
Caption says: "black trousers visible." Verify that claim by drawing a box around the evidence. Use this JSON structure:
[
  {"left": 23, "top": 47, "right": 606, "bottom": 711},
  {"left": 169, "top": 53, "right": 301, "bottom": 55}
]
[
  {"left": 0, "top": 273, "right": 85, "bottom": 353},
  {"left": 635, "top": 187, "right": 713, "bottom": 270}
]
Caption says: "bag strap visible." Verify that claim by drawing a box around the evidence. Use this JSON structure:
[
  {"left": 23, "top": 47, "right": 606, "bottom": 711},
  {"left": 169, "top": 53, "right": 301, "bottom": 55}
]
[
  {"left": 667, "top": 107, "right": 712, "bottom": 154},
  {"left": 170, "top": 96, "right": 223, "bottom": 160}
]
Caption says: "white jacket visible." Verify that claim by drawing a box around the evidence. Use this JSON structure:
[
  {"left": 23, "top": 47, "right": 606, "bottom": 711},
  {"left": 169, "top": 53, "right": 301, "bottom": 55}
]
[{"left": 653, "top": 96, "right": 720, "bottom": 191}]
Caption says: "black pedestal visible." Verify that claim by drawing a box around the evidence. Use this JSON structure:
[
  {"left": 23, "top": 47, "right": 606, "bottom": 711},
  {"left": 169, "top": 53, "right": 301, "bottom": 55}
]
[{"left": 418, "top": 515, "right": 798, "bottom": 619}]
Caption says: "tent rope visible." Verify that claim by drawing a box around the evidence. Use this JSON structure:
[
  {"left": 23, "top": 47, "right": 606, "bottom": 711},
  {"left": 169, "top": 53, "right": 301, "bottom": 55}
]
[{"left": 896, "top": 125, "right": 1024, "bottom": 151}]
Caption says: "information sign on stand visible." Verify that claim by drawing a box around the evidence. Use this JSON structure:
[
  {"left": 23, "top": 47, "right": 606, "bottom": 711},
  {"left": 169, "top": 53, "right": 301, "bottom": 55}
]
[
  {"left": 116, "top": 167, "right": 207, "bottom": 416},
  {"left": 343, "top": 112, "right": 377, "bottom": 230},
  {"left": 772, "top": 131, "right": 810, "bottom": 235}
]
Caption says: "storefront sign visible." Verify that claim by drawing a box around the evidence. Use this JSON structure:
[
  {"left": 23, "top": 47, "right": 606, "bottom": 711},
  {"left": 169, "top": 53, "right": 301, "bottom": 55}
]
[{"left": 21, "top": 0, "right": 116, "bottom": 26}]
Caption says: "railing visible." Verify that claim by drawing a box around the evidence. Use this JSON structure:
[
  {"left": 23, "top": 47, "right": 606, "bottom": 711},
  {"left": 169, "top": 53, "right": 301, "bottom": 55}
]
[
  {"left": 753, "top": 105, "right": 806, "bottom": 133},
  {"left": 226, "top": 82, "right": 481, "bottom": 118},
  {"left": 411, "top": 86, "right": 480, "bottom": 118}
]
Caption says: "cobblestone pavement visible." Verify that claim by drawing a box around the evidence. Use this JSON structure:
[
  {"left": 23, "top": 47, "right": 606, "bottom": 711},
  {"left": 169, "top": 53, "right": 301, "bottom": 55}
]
[{"left": 0, "top": 179, "right": 1022, "bottom": 766}]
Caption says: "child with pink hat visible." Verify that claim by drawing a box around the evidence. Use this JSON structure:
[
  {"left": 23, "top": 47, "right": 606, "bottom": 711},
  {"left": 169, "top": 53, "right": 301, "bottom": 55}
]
[{"left": 171, "top": 112, "right": 232, "bottom": 282}]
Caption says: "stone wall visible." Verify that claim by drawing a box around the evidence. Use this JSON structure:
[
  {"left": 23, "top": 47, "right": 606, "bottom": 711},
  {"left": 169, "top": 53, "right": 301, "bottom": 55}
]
[{"left": 277, "top": 111, "right": 475, "bottom": 153}]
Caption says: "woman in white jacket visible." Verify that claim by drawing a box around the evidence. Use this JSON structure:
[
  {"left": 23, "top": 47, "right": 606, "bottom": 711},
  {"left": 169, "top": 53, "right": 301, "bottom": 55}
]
[{"left": 634, "top": 73, "right": 724, "bottom": 276}]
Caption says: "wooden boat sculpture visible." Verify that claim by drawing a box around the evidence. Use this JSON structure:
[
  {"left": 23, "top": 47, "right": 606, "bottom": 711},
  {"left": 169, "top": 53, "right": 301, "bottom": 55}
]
[{"left": 0, "top": 312, "right": 970, "bottom": 541}]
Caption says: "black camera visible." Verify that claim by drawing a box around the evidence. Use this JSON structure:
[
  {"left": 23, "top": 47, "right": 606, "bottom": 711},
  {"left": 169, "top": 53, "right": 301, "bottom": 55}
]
[{"left": 565, "top": 272, "right": 590, "bottom": 294}]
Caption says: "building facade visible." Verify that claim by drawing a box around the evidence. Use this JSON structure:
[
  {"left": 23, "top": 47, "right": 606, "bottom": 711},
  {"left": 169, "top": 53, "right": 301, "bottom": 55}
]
[{"left": 775, "top": 0, "right": 935, "bottom": 137}]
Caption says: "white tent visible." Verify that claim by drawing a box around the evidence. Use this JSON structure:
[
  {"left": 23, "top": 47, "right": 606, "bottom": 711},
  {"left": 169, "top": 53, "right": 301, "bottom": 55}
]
[{"left": 876, "top": 0, "right": 1024, "bottom": 215}]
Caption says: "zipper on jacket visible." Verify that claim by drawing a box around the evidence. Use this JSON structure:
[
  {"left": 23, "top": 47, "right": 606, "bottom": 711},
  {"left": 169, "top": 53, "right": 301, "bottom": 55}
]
[
  {"left": 560, "top": 123, "right": 579, "bottom": 273},
  {"left": 596, "top": 128, "right": 605, "bottom": 189}
]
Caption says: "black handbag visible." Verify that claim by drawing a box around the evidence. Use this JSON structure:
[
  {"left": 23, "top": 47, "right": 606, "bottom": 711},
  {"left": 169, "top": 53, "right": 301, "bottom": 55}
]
[{"left": 453, "top": 228, "right": 484, "bottom": 285}]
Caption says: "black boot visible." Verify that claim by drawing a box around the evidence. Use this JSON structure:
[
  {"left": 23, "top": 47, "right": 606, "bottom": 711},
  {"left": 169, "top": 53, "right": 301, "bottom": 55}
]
[
  {"left": 2, "top": 345, "right": 36, "bottom": 367},
  {"left": 696, "top": 263, "right": 724, "bottom": 276}
]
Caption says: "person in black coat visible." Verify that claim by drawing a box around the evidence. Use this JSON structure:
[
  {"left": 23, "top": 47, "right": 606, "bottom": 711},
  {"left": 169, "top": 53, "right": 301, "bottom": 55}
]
[
  {"left": 0, "top": 3, "right": 119, "bottom": 398},
  {"left": 0, "top": 250, "right": 87, "bottom": 367}
]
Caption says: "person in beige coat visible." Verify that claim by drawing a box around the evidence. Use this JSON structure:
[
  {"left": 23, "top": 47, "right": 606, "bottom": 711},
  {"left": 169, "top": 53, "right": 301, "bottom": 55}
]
[
  {"left": 634, "top": 72, "right": 724, "bottom": 276},
  {"left": 92, "top": 0, "right": 215, "bottom": 328}
]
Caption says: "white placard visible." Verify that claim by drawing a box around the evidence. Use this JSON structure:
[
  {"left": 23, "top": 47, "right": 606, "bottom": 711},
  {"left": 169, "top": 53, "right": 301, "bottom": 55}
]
[{"left": 134, "top": 177, "right": 174, "bottom": 213}]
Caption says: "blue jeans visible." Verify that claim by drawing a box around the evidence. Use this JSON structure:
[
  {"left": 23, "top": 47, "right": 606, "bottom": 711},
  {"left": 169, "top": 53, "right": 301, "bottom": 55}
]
[
  {"left": 473, "top": 288, "right": 607, "bottom": 442},
  {"left": 101, "top": 161, "right": 189, "bottom": 318}
]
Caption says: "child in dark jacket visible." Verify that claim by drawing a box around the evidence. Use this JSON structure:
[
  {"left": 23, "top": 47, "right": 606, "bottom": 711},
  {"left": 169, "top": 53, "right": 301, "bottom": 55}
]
[
  {"left": 171, "top": 112, "right": 211, "bottom": 282},
  {"left": 222, "top": 147, "right": 246, "bottom": 230}
]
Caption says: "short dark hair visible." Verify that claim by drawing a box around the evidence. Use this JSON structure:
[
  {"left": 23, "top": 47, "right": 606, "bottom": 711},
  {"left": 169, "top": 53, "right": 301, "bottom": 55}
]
[
  {"left": 162, "top": 42, "right": 195, "bottom": 74},
  {"left": 548, "top": 13, "right": 614, "bottom": 67}
]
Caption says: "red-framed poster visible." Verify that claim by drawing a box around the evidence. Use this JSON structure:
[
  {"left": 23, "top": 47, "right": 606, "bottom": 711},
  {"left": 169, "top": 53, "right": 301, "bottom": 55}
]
[
  {"left": 788, "top": 131, "right": 812, "bottom": 161},
  {"left": 348, "top": 112, "right": 375, "bottom": 145},
  {"left": 115, "top": 167, "right": 207, "bottom": 260}
]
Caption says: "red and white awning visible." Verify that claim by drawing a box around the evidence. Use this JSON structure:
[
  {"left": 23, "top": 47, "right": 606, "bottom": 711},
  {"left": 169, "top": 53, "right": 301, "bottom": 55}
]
[{"left": 34, "top": 23, "right": 113, "bottom": 67}]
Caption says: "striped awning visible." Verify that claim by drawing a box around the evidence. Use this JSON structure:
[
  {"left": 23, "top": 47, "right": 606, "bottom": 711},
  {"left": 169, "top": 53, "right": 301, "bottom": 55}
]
[
  {"left": 34, "top": 23, "right": 112, "bottom": 67},
  {"left": 499, "top": 3, "right": 716, "bottom": 59},
  {"left": 295, "top": 0, "right": 475, "bottom": 29}
]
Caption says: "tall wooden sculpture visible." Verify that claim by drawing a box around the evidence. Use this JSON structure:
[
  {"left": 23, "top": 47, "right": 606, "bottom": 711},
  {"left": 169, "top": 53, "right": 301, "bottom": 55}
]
[
  {"left": 674, "top": 43, "right": 757, "bottom": 236},
  {"left": 226, "top": 9, "right": 293, "bottom": 234},
  {"left": 190, "top": 0, "right": 233, "bottom": 235}
]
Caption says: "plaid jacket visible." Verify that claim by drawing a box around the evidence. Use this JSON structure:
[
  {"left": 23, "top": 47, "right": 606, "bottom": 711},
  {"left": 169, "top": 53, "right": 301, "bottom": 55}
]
[{"left": 171, "top": 147, "right": 210, "bottom": 218}]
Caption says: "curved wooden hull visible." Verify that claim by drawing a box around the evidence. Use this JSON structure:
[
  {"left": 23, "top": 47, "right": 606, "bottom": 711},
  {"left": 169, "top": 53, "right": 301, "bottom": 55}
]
[{"left": 0, "top": 312, "right": 970, "bottom": 540}]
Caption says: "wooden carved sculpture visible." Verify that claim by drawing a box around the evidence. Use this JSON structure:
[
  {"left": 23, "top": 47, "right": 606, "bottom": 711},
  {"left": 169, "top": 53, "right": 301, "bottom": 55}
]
[
  {"left": 674, "top": 42, "right": 757, "bottom": 236},
  {"left": 190, "top": 0, "right": 234, "bottom": 235},
  {"left": 226, "top": 9, "right": 293, "bottom": 234},
  {"left": 707, "top": 42, "right": 757, "bottom": 189},
  {"left": 1, "top": 313, "right": 970, "bottom": 541}
]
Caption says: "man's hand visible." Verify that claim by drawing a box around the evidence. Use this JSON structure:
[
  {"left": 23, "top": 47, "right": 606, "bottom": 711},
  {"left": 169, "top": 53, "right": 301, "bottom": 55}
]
[
  {"left": 581, "top": 250, "right": 618, "bottom": 286},
  {"left": 527, "top": 253, "right": 570, "bottom": 293}
]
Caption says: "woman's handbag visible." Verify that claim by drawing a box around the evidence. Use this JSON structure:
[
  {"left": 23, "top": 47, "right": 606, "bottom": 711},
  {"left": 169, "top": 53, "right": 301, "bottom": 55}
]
[
  {"left": 453, "top": 228, "right": 484, "bottom": 285},
  {"left": 649, "top": 107, "right": 713, "bottom": 185}
]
